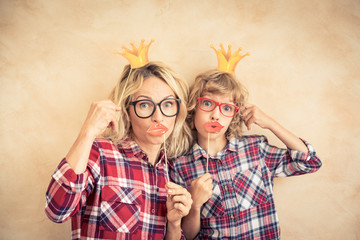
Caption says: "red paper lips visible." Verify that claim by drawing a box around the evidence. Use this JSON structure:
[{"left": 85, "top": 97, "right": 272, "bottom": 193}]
[
  {"left": 147, "top": 124, "right": 168, "bottom": 136},
  {"left": 204, "top": 122, "right": 224, "bottom": 133}
]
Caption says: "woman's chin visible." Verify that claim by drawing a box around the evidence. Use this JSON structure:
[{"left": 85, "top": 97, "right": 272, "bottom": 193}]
[{"left": 146, "top": 135, "right": 167, "bottom": 145}]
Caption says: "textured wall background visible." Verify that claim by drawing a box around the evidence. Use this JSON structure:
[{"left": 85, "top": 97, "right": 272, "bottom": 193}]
[{"left": 1, "top": 0, "right": 359, "bottom": 239}]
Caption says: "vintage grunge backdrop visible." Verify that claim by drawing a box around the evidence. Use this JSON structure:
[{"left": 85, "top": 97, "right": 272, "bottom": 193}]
[{"left": 0, "top": 0, "right": 359, "bottom": 239}]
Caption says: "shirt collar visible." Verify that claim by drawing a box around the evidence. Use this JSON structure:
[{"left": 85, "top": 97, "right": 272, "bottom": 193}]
[
  {"left": 118, "top": 137, "right": 169, "bottom": 166},
  {"left": 118, "top": 137, "right": 145, "bottom": 159},
  {"left": 192, "top": 137, "right": 239, "bottom": 162}
]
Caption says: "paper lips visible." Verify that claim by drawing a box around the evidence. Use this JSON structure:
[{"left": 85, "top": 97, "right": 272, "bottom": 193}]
[
  {"left": 147, "top": 124, "right": 168, "bottom": 136},
  {"left": 204, "top": 122, "right": 224, "bottom": 133}
]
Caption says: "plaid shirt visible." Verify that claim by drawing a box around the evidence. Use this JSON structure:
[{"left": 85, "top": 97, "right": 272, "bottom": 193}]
[
  {"left": 45, "top": 138, "right": 177, "bottom": 240},
  {"left": 170, "top": 135, "right": 322, "bottom": 240}
]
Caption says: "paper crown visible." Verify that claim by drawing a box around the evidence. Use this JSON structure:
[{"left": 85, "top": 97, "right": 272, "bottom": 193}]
[
  {"left": 211, "top": 44, "right": 250, "bottom": 74},
  {"left": 115, "top": 39, "right": 154, "bottom": 69}
]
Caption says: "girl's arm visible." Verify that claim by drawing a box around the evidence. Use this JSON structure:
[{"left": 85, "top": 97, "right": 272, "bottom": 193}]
[
  {"left": 241, "top": 103, "right": 308, "bottom": 153},
  {"left": 181, "top": 173, "right": 213, "bottom": 240}
]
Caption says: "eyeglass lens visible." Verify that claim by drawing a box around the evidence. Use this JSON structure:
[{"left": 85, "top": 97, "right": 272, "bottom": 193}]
[
  {"left": 198, "top": 98, "right": 237, "bottom": 117},
  {"left": 133, "top": 98, "right": 179, "bottom": 118}
]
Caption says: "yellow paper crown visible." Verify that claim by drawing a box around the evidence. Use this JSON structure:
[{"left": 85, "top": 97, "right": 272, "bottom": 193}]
[
  {"left": 115, "top": 39, "right": 154, "bottom": 69},
  {"left": 211, "top": 44, "right": 250, "bottom": 74}
]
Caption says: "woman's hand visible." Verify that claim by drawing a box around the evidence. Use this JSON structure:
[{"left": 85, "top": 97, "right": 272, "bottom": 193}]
[
  {"left": 66, "top": 100, "right": 121, "bottom": 174},
  {"left": 189, "top": 173, "right": 213, "bottom": 209},
  {"left": 165, "top": 182, "right": 193, "bottom": 225},
  {"left": 80, "top": 100, "right": 121, "bottom": 139},
  {"left": 241, "top": 103, "right": 275, "bottom": 130}
]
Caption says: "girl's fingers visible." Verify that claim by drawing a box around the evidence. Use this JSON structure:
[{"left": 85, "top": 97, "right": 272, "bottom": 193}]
[
  {"left": 204, "top": 177, "right": 213, "bottom": 185},
  {"left": 245, "top": 116, "right": 256, "bottom": 130}
]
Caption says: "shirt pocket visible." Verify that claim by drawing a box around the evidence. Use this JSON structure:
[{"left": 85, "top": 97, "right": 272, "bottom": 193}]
[
  {"left": 233, "top": 164, "right": 268, "bottom": 211},
  {"left": 99, "top": 185, "right": 143, "bottom": 233},
  {"left": 200, "top": 180, "right": 225, "bottom": 218}
]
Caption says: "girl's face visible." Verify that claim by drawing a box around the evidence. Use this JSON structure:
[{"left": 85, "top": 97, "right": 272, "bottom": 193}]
[
  {"left": 194, "top": 92, "right": 235, "bottom": 143},
  {"left": 129, "top": 76, "right": 177, "bottom": 147}
]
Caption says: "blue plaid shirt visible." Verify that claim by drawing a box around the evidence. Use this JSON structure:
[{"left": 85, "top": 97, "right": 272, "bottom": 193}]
[{"left": 170, "top": 135, "right": 322, "bottom": 239}]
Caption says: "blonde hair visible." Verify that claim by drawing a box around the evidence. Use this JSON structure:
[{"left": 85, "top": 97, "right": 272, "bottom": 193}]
[
  {"left": 103, "top": 62, "right": 192, "bottom": 158},
  {"left": 187, "top": 70, "right": 248, "bottom": 144}
]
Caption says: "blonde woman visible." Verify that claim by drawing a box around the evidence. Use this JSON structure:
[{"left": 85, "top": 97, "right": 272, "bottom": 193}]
[{"left": 45, "top": 62, "right": 192, "bottom": 240}]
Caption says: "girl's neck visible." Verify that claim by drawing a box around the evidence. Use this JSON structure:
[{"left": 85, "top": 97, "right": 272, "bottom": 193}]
[{"left": 198, "top": 133, "right": 227, "bottom": 156}]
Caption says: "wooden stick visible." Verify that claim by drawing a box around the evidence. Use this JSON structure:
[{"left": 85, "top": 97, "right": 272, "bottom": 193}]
[
  {"left": 206, "top": 132, "right": 210, "bottom": 173},
  {"left": 118, "top": 68, "right": 132, "bottom": 105},
  {"left": 163, "top": 134, "right": 169, "bottom": 182},
  {"left": 115, "top": 68, "right": 132, "bottom": 131}
]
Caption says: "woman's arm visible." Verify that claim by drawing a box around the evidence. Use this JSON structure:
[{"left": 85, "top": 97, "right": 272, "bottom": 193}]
[
  {"left": 165, "top": 182, "right": 193, "bottom": 240},
  {"left": 45, "top": 100, "right": 120, "bottom": 222},
  {"left": 66, "top": 100, "right": 121, "bottom": 174}
]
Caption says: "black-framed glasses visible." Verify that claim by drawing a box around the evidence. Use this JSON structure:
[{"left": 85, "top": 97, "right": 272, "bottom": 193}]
[
  {"left": 130, "top": 98, "right": 181, "bottom": 119},
  {"left": 197, "top": 97, "right": 239, "bottom": 117}
]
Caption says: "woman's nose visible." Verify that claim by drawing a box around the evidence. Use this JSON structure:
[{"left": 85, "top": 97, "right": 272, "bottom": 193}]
[{"left": 152, "top": 105, "right": 164, "bottom": 122}]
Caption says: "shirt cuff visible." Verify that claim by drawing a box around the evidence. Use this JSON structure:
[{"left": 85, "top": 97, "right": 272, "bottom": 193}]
[
  {"left": 52, "top": 158, "right": 89, "bottom": 193},
  {"left": 288, "top": 139, "right": 317, "bottom": 161}
]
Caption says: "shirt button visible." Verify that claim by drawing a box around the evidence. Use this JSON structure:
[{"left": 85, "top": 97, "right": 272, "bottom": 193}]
[
  {"left": 151, "top": 209, "right": 155, "bottom": 214},
  {"left": 224, "top": 186, "right": 228, "bottom": 191},
  {"left": 230, "top": 215, "right": 235, "bottom": 220}
]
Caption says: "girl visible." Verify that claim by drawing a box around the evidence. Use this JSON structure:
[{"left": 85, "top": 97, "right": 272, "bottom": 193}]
[{"left": 170, "top": 70, "right": 322, "bottom": 239}]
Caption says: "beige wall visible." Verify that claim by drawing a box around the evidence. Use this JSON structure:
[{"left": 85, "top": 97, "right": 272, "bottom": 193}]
[{"left": 1, "top": 0, "right": 359, "bottom": 239}]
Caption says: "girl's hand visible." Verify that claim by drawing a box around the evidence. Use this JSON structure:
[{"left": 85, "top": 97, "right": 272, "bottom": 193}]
[
  {"left": 241, "top": 103, "right": 275, "bottom": 130},
  {"left": 80, "top": 100, "right": 121, "bottom": 139},
  {"left": 165, "top": 182, "right": 193, "bottom": 225},
  {"left": 189, "top": 173, "right": 213, "bottom": 209}
]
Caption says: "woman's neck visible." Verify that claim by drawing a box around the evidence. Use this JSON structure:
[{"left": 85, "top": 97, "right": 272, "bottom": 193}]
[
  {"left": 197, "top": 133, "right": 227, "bottom": 156},
  {"left": 133, "top": 138, "right": 162, "bottom": 165}
]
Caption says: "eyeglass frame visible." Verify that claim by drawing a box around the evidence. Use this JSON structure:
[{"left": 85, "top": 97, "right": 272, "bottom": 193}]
[
  {"left": 129, "top": 98, "right": 181, "bottom": 119},
  {"left": 196, "top": 97, "right": 239, "bottom": 117}
]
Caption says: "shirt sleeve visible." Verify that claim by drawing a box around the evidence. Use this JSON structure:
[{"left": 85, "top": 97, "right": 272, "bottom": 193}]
[
  {"left": 169, "top": 159, "right": 188, "bottom": 188},
  {"left": 44, "top": 141, "right": 100, "bottom": 223},
  {"left": 258, "top": 135, "right": 322, "bottom": 177}
]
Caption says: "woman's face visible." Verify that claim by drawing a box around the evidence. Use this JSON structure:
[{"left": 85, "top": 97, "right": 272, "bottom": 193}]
[
  {"left": 194, "top": 92, "right": 234, "bottom": 143},
  {"left": 129, "top": 76, "right": 177, "bottom": 148}
]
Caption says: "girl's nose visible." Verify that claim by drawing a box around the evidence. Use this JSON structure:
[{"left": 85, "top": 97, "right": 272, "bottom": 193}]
[{"left": 210, "top": 106, "right": 221, "bottom": 121}]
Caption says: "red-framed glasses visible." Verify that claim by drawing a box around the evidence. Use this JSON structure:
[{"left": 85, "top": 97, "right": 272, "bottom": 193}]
[{"left": 196, "top": 97, "right": 239, "bottom": 117}]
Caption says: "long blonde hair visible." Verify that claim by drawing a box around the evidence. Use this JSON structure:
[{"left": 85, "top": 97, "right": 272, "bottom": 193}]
[
  {"left": 187, "top": 70, "right": 248, "bottom": 144},
  {"left": 103, "top": 62, "right": 192, "bottom": 158}
]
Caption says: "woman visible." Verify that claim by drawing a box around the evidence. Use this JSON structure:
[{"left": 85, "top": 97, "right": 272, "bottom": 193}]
[{"left": 45, "top": 62, "right": 193, "bottom": 240}]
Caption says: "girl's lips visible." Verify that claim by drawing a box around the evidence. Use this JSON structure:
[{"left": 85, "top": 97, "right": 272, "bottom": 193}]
[
  {"left": 204, "top": 122, "right": 224, "bottom": 133},
  {"left": 147, "top": 124, "right": 168, "bottom": 136}
]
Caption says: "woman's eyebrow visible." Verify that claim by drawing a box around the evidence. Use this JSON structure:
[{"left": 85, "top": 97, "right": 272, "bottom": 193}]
[
  {"left": 162, "top": 95, "right": 176, "bottom": 99},
  {"left": 135, "top": 94, "right": 175, "bottom": 101},
  {"left": 135, "top": 95, "right": 151, "bottom": 100}
]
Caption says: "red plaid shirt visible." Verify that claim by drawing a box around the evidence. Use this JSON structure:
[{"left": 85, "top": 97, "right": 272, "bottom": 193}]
[
  {"left": 45, "top": 138, "right": 176, "bottom": 240},
  {"left": 170, "top": 135, "right": 322, "bottom": 239}
]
